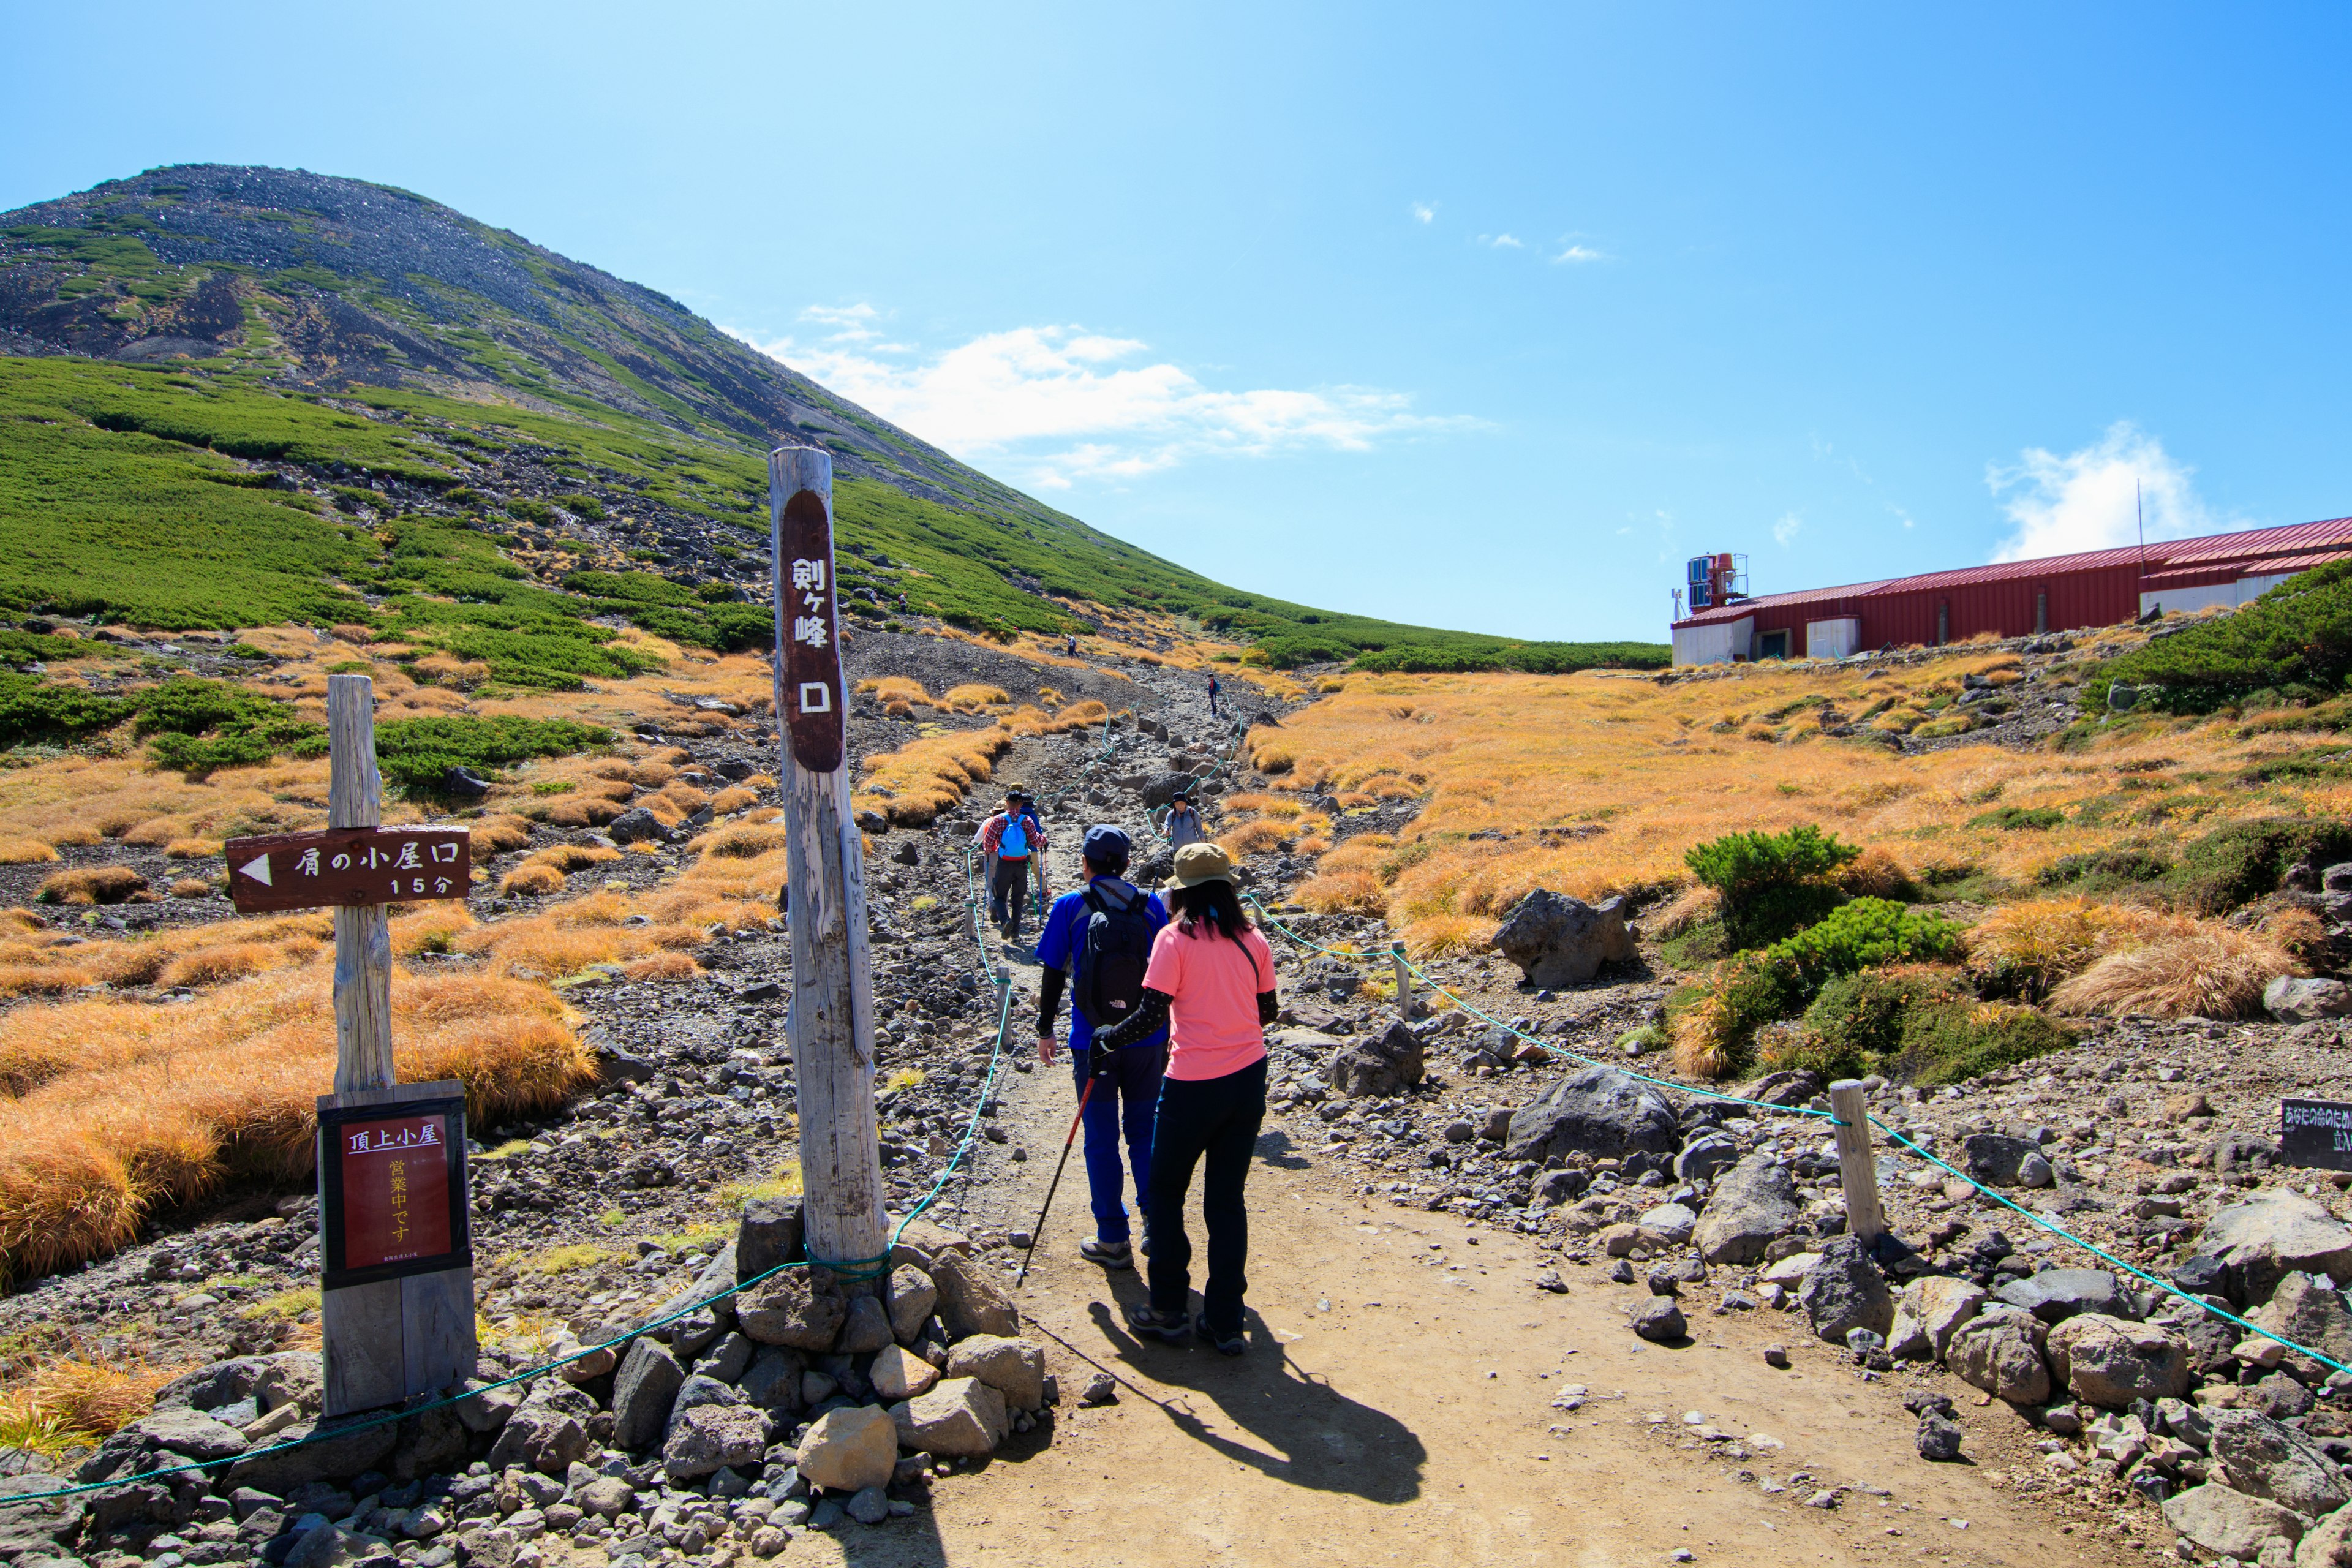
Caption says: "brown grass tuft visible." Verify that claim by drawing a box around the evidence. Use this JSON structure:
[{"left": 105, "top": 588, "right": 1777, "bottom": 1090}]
[
  {"left": 2262, "top": 906, "right": 2331, "bottom": 961},
  {"left": 0, "top": 840, "right": 59, "bottom": 865},
  {"left": 470, "top": 816, "right": 533, "bottom": 855},
  {"left": 700, "top": 821, "right": 788, "bottom": 859},
  {"left": 158, "top": 944, "right": 277, "bottom": 989},
  {"left": 2047, "top": 925, "right": 2297, "bottom": 1019},
  {"left": 36, "top": 867, "right": 148, "bottom": 907},
  {"left": 1837, "top": 846, "right": 1917, "bottom": 900},
  {"left": 621, "top": 952, "right": 701, "bottom": 982},
  {"left": 710, "top": 785, "right": 760, "bottom": 815},
  {"left": 0, "top": 1353, "right": 185, "bottom": 1447},
  {"left": 499, "top": 864, "right": 568, "bottom": 898},
  {"left": 163, "top": 839, "right": 221, "bottom": 861},
  {"left": 168, "top": 878, "right": 213, "bottom": 899}
]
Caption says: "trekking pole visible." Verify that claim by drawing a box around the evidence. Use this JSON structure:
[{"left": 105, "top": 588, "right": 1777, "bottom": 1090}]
[{"left": 1016, "top": 1075, "right": 1096, "bottom": 1287}]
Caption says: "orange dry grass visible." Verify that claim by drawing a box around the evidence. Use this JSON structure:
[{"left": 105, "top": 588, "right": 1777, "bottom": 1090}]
[
  {"left": 1963, "top": 897, "right": 2188, "bottom": 996},
  {"left": 0, "top": 840, "right": 58, "bottom": 865},
  {"left": 853, "top": 728, "right": 1016, "bottom": 827},
  {"left": 2047, "top": 925, "right": 2297, "bottom": 1019},
  {"left": 856, "top": 677, "right": 935, "bottom": 707},
  {"left": 471, "top": 816, "right": 533, "bottom": 854},
  {"left": 0, "top": 1353, "right": 186, "bottom": 1444},
  {"left": 710, "top": 785, "right": 760, "bottom": 815},
  {"left": 944, "top": 684, "right": 1010, "bottom": 709},
  {"left": 0, "top": 753, "right": 422, "bottom": 854},
  {"left": 1258, "top": 658, "right": 2283, "bottom": 952},
  {"left": 500, "top": 864, "right": 567, "bottom": 897},
  {"left": 36, "top": 867, "right": 148, "bottom": 906},
  {"left": 0, "top": 963, "right": 590, "bottom": 1278}
]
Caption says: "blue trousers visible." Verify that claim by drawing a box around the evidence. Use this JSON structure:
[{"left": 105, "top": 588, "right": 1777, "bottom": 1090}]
[
  {"left": 1147, "top": 1055, "right": 1267, "bottom": 1336},
  {"left": 1073, "top": 1039, "right": 1165, "bottom": 1245}
]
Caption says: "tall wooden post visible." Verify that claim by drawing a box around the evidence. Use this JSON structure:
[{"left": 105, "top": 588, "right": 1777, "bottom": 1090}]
[
  {"left": 1828, "top": 1079, "right": 1886, "bottom": 1248},
  {"left": 329, "top": 675, "right": 395, "bottom": 1092},
  {"left": 1390, "top": 941, "right": 1412, "bottom": 1017},
  {"left": 769, "top": 447, "right": 886, "bottom": 1282}
]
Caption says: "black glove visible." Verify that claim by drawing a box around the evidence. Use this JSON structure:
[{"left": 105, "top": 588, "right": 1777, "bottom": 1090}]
[{"left": 1085, "top": 1042, "right": 1119, "bottom": 1080}]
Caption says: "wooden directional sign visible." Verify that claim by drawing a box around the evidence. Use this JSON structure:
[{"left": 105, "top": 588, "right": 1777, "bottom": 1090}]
[
  {"left": 775, "top": 484, "right": 846, "bottom": 774},
  {"left": 224, "top": 826, "right": 471, "bottom": 914},
  {"left": 2282, "top": 1098, "right": 2352, "bottom": 1170}
]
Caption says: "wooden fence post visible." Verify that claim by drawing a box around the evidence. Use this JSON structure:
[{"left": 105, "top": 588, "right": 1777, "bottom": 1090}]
[
  {"left": 1828, "top": 1079, "right": 1886, "bottom": 1248},
  {"left": 769, "top": 447, "right": 886, "bottom": 1284},
  {"left": 1390, "top": 941, "right": 1412, "bottom": 1017},
  {"left": 328, "top": 675, "right": 394, "bottom": 1093}
]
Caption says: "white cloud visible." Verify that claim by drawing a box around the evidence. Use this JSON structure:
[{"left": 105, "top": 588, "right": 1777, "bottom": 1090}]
[
  {"left": 1410, "top": 201, "right": 1436, "bottom": 224},
  {"left": 1480, "top": 233, "right": 1524, "bottom": 249},
  {"left": 1773, "top": 512, "right": 1803, "bottom": 548},
  {"left": 729, "top": 321, "right": 1467, "bottom": 489},
  {"left": 801, "top": 303, "right": 882, "bottom": 342},
  {"left": 1987, "top": 421, "right": 2226, "bottom": 562},
  {"left": 1553, "top": 244, "right": 1605, "bottom": 265}
]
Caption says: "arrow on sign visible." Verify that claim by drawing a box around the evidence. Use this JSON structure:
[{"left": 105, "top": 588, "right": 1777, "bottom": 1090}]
[{"left": 239, "top": 854, "right": 273, "bottom": 887}]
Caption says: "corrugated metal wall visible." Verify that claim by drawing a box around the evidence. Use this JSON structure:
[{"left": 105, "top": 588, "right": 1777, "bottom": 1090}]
[{"left": 1730, "top": 563, "right": 2143, "bottom": 654}]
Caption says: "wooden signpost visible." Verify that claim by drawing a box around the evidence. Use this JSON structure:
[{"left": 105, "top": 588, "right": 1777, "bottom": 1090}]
[
  {"left": 222, "top": 674, "right": 478, "bottom": 1415},
  {"left": 768, "top": 447, "right": 887, "bottom": 1285}
]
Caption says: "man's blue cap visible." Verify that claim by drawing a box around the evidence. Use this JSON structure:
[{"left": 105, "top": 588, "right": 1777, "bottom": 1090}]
[{"left": 1082, "top": 824, "right": 1131, "bottom": 863}]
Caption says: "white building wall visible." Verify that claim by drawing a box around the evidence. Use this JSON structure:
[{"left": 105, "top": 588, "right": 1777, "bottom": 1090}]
[
  {"left": 2138, "top": 572, "right": 2297, "bottom": 618},
  {"left": 1804, "top": 617, "right": 1861, "bottom": 660},
  {"left": 1672, "top": 616, "right": 1754, "bottom": 666}
]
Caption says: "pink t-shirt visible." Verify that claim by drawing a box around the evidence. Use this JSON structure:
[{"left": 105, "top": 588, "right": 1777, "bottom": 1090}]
[{"left": 1141, "top": 919, "right": 1276, "bottom": 1080}]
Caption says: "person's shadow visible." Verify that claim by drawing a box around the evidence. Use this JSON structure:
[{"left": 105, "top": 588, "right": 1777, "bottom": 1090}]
[
  {"left": 1056, "top": 1290, "right": 1427, "bottom": 1504},
  {"left": 1253, "top": 1126, "right": 1312, "bottom": 1170}
]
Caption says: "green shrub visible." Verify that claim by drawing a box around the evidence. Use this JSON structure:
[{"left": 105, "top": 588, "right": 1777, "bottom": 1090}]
[
  {"left": 1967, "top": 806, "right": 2065, "bottom": 831},
  {"left": 554, "top": 492, "right": 606, "bottom": 522},
  {"left": 1773, "top": 974, "right": 2071, "bottom": 1087},
  {"left": 372, "top": 715, "right": 614, "bottom": 791},
  {"left": 2172, "top": 816, "right": 2352, "bottom": 914},
  {"left": 222, "top": 643, "right": 272, "bottom": 660},
  {"left": 132, "top": 677, "right": 326, "bottom": 775},
  {"left": 1801, "top": 970, "right": 1961, "bottom": 1062},
  {"left": 1684, "top": 823, "right": 1860, "bottom": 949},
  {"left": 1681, "top": 899, "right": 1966, "bottom": 1074},
  {"left": 2035, "top": 845, "right": 2173, "bottom": 894},
  {"left": 0, "top": 675, "right": 131, "bottom": 749},
  {"left": 2089, "top": 561, "right": 2352, "bottom": 713},
  {"left": 1888, "top": 1003, "right": 2074, "bottom": 1086}
]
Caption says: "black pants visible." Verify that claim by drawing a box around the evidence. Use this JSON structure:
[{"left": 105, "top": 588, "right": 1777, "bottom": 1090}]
[
  {"left": 989, "top": 855, "right": 1031, "bottom": 937},
  {"left": 1145, "top": 1055, "right": 1266, "bottom": 1335}
]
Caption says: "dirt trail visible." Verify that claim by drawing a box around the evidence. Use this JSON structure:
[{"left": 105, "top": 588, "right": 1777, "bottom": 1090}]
[{"left": 789, "top": 688, "right": 2139, "bottom": 1567}]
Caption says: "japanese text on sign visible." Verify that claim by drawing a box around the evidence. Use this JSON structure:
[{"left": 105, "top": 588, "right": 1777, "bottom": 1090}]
[
  {"left": 775, "top": 484, "right": 845, "bottom": 772},
  {"left": 224, "top": 827, "right": 472, "bottom": 914},
  {"left": 339, "top": 1112, "right": 453, "bottom": 1270},
  {"left": 2283, "top": 1098, "right": 2352, "bottom": 1171}
]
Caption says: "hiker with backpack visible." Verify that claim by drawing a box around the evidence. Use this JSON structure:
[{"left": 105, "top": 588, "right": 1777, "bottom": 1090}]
[
  {"left": 973, "top": 788, "right": 1047, "bottom": 942},
  {"left": 1091, "top": 841, "right": 1277, "bottom": 1355},
  {"left": 1205, "top": 671, "right": 1221, "bottom": 717},
  {"left": 1161, "top": 787, "right": 1206, "bottom": 851},
  {"left": 1034, "top": 825, "right": 1169, "bottom": 1270}
]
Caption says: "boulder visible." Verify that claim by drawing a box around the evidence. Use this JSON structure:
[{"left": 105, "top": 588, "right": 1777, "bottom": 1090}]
[
  {"left": 736, "top": 1268, "right": 848, "bottom": 1350},
  {"left": 887, "top": 1218, "right": 973, "bottom": 1270},
  {"left": 929, "top": 1249, "right": 1020, "bottom": 1340},
  {"left": 611, "top": 1340, "right": 685, "bottom": 1452},
  {"left": 1638, "top": 1203, "right": 1698, "bottom": 1246},
  {"left": 696, "top": 1330, "right": 754, "bottom": 1385},
  {"left": 1491, "top": 891, "right": 1638, "bottom": 987},
  {"left": 870, "top": 1345, "right": 940, "bottom": 1402},
  {"left": 892, "top": 1376, "right": 1009, "bottom": 1457},
  {"left": 737, "top": 1347, "right": 805, "bottom": 1412},
  {"left": 1916, "top": 1412, "right": 1964, "bottom": 1462},
  {"left": 662, "top": 1404, "right": 769, "bottom": 1482},
  {"left": 736, "top": 1198, "right": 802, "bottom": 1283},
  {"left": 1630, "top": 1298, "right": 1686, "bottom": 1343},
  {"left": 2045, "top": 1313, "right": 2194, "bottom": 1408},
  {"left": 1962, "top": 1133, "right": 2046, "bottom": 1187},
  {"left": 888, "top": 1267, "right": 939, "bottom": 1344},
  {"left": 2199, "top": 1190, "right": 2352, "bottom": 1305},
  {"left": 1905, "top": 1278, "right": 1987, "bottom": 1363},
  {"left": 1996, "top": 1268, "right": 2135, "bottom": 1324},
  {"left": 453, "top": 1378, "right": 520, "bottom": 1434},
  {"left": 1327, "top": 1022, "right": 1425, "bottom": 1098},
  {"left": 2299, "top": 1506, "right": 2352, "bottom": 1566},
  {"left": 2163, "top": 1483, "right": 2306, "bottom": 1561},
  {"left": 126, "top": 1408, "right": 249, "bottom": 1461},
  {"left": 1947, "top": 1309, "right": 2052, "bottom": 1406},
  {"left": 577, "top": 1477, "right": 637, "bottom": 1521},
  {"left": 2248, "top": 1272, "right": 2352, "bottom": 1380},
  {"left": 669, "top": 1373, "right": 741, "bottom": 1419},
  {"left": 225, "top": 1414, "right": 398, "bottom": 1493},
  {"left": 483, "top": 1386, "right": 593, "bottom": 1476},
  {"left": 1140, "top": 773, "right": 1194, "bottom": 809},
  {"left": 2267, "top": 977, "right": 2352, "bottom": 1023},
  {"left": 1693, "top": 1155, "right": 1803, "bottom": 1266},
  {"left": 837, "top": 1295, "right": 895, "bottom": 1355},
  {"left": 796, "top": 1405, "right": 900, "bottom": 1493},
  {"left": 607, "top": 807, "right": 672, "bottom": 845},
  {"left": 943, "top": 1335, "right": 1047, "bottom": 1410},
  {"left": 386, "top": 1406, "right": 469, "bottom": 1483},
  {"left": 153, "top": 1358, "right": 274, "bottom": 1415},
  {"left": 1798, "top": 1235, "right": 1894, "bottom": 1344},
  {"left": 1502, "top": 1067, "right": 1678, "bottom": 1164},
  {"left": 2211, "top": 1410, "right": 2352, "bottom": 1517},
  {"left": 1673, "top": 1131, "right": 1741, "bottom": 1182}
]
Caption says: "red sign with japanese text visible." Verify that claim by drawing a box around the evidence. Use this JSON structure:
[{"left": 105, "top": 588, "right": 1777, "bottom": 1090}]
[
  {"left": 337, "top": 1112, "right": 453, "bottom": 1270},
  {"left": 224, "top": 826, "right": 472, "bottom": 914},
  {"left": 776, "top": 486, "right": 845, "bottom": 774}
]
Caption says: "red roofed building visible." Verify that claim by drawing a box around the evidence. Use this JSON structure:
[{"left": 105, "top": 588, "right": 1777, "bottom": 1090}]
[{"left": 1668, "top": 516, "right": 2352, "bottom": 666}]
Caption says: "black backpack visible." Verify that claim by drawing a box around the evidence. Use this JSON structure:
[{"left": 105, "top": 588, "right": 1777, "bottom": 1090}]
[{"left": 1074, "top": 883, "right": 1153, "bottom": 1030}]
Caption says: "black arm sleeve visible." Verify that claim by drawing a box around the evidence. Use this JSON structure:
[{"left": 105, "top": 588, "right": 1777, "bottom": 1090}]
[
  {"left": 1094, "top": 987, "right": 1172, "bottom": 1051},
  {"left": 1257, "top": 990, "right": 1279, "bottom": 1027},
  {"left": 1037, "top": 967, "right": 1066, "bottom": 1034}
]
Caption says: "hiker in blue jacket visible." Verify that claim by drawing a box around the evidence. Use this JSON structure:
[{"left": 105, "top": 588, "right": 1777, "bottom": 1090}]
[{"left": 1035, "top": 825, "right": 1170, "bottom": 1268}]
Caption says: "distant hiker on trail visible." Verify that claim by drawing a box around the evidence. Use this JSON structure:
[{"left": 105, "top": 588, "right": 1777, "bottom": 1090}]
[
  {"left": 1205, "top": 671, "right": 1221, "bottom": 717},
  {"left": 1066, "top": 634, "right": 1079, "bottom": 657},
  {"left": 1035, "top": 825, "right": 1170, "bottom": 1270},
  {"left": 1016, "top": 790, "right": 1050, "bottom": 921},
  {"left": 974, "top": 788, "right": 1047, "bottom": 942},
  {"left": 1163, "top": 788, "right": 1206, "bottom": 851},
  {"left": 1093, "top": 842, "right": 1276, "bottom": 1356}
]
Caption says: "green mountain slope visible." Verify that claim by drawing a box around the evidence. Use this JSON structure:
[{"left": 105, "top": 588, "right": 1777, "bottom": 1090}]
[{"left": 0, "top": 164, "right": 1664, "bottom": 673}]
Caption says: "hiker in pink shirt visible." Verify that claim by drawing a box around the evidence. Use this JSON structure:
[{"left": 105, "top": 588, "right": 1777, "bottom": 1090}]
[{"left": 1091, "top": 841, "right": 1276, "bottom": 1355}]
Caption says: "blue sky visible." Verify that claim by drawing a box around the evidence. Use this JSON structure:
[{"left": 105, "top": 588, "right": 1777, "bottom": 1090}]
[{"left": 7, "top": 2, "right": 2349, "bottom": 643}]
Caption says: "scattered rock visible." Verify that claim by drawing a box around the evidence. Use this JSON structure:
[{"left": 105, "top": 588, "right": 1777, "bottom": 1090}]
[
  {"left": 1327, "top": 1021, "right": 1426, "bottom": 1098},
  {"left": 1797, "top": 1235, "right": 1894, "bottom": 1345},
  {"left": 2163, "top": 1482, "right": 2309, "bottom": 1560},
  {"left": 1490, "top": 890, "right": 1638, "bottom": 987},
  {"left": 1904, "top": 1277, "right": 1987, "bottom": 1363},
  {"left": 870, "top": 1344, "right": 940, "bottom": 1402},
  {"left": 2266, "top": 976, "right": 2352, "bottom": 1022},
  {"left": 1631, "top": 1298, "right": 1686, "bottom": 1343},
  {"left": 2045, "top": 1313, "right": 2194, "bottom": 1408},
  {"left": 611, "top": 1340, "right": 685, "bottom": 1452},
  {"left": 1995, "top": 1268, "right": 2135, "bottom": 1324},
  {"left": 2208, "top": 1409, "right": 2351, "bottom": 1517},
  {"left": 796, "top": 1404, "right": 901, "bottom": 1493},
  {"left": 1916, "top": 1412, "right": 1964, "bottom": 1462},
  {"left": 929, "top": 1248, "right": 1021, "bottom": 1340},
  {"left": 944, "top": 1335, "right": 1047, "bottom": 1410},
  {"left": 1947, "top": 1308, "right": 2052, "bottom": 1406},
  {"left": 736, "top": 1268, "right": 848, "bottom": 1350},
  {"left": 893, "top": 1376, "right": 1010, "bottom": 1457},
  {"left": 662, "top": 1404, "right": 768, "bottom": 1482},
  {"left": 1962, "top": 1133, "right": 2046, "bottom": 1188},
  {"left": 2198, "top": 1189, "right": 2352, "bottom": 1305},
  {"left": 1692, "top": 1154, "right": 1804, "bottom": 1266},
  {"left": 888, "top": 1266, "right": 938, "bottom": 1344},
  {"left": 1504, "top": 1067, "right": 1679, "bottom": 1164}
]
